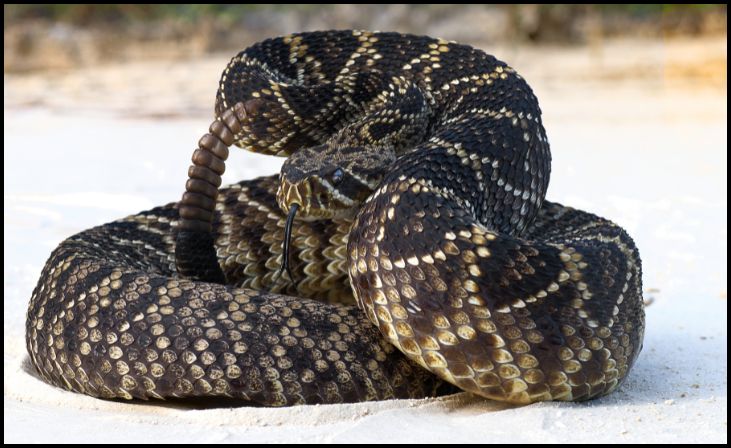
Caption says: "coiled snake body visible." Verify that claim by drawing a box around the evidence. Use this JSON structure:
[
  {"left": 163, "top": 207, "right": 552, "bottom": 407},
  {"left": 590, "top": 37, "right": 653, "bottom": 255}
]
[{"left": 26, "top": 31, "right": 644, "bottom": 405}]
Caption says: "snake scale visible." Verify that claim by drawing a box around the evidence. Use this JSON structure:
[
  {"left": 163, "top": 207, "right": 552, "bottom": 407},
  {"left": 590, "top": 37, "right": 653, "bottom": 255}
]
[{"left": 26, "top": 30, "right": 645, "bottom": 406}]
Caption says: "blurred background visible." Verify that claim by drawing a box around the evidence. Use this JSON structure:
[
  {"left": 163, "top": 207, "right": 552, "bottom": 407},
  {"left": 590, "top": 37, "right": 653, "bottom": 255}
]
[
  {"left": 4, "top": 5, "right": 727, "bottom": 443},
  {"left": 4, "top": 4, "right": 727, "bottom": 115},
  {"left": 4, "top": 5, "right": 728, "bottom": 72}
]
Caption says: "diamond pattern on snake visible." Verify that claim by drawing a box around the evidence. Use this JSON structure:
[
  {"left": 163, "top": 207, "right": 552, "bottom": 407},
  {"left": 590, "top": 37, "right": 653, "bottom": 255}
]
[{"left": 26, "top": 30, "right": 644, "bottom": 406}]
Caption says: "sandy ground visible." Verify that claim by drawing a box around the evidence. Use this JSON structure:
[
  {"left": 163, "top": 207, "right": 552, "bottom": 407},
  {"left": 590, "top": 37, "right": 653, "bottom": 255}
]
[{"left": 4, "top": 37, "right": 727, "bottom": 443}]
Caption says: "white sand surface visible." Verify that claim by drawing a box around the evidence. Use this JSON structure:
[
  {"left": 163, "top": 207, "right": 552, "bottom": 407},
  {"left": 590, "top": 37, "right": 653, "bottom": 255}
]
[{"left": 4, "top": 37, "right": 727, "bottom": 443}]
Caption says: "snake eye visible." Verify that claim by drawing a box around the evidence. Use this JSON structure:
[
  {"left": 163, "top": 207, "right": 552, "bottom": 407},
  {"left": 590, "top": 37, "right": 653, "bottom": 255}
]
[{"left": 331, "top": 168, "right": 344, "bottom": 186}]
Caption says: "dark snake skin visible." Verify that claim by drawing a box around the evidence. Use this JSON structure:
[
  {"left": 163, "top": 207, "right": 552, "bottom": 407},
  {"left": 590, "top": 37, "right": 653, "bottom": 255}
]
[{"left": 26, "top": 30, "right": 644, "bottom": 405}]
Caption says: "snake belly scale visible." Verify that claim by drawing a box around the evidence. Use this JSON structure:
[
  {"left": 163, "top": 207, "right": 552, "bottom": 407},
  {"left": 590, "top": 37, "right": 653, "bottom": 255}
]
[{"left": 26, "top": 30, "right": 644, "bottom": 405}]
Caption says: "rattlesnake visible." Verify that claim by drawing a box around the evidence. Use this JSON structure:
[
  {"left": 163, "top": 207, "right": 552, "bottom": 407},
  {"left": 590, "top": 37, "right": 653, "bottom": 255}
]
[{"left": 26, "top": 30, "right": 644, "bottom": 405}]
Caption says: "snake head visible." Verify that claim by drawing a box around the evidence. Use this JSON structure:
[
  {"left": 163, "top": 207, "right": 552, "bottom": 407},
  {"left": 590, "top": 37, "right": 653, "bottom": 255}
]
[{"left": 277, "top": 144, "right": 395, "bottom": 221}]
